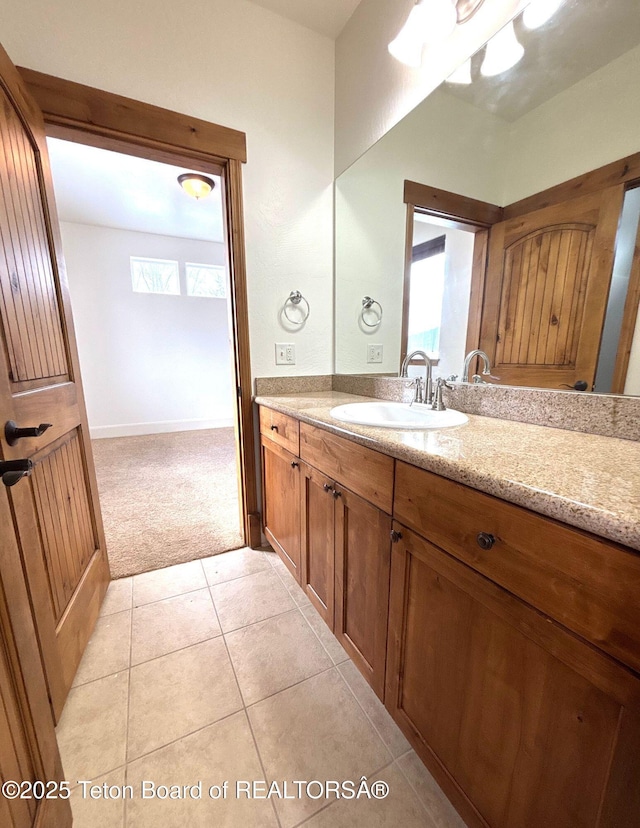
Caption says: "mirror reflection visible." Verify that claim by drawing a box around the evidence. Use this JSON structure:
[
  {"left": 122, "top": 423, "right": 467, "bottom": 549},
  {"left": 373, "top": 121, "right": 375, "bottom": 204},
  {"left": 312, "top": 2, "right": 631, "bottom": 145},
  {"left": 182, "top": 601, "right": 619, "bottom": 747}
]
[{"left": 334, "top": 0, "right": 640, "bottom": 394}]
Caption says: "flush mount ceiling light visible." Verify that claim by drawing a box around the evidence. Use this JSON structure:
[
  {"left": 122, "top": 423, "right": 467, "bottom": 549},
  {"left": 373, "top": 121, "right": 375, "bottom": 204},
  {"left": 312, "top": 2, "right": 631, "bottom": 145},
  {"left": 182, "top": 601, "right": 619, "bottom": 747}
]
[
  {"left": 480, "top": 21, "right": 524, "bottom": 77},
  {"left": 522, "top": 0, "right": 565, "bottom": 30},
  {"left": 177, "top": 173, "right": 216, "bottom": 200},
  {"left": 388, "top": 0, "right": 485, "bottom": 68}
]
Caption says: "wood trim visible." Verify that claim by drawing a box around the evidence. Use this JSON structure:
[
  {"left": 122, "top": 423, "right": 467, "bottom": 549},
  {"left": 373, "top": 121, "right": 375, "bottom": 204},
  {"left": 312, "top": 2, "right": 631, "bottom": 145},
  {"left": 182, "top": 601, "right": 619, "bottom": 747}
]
[
  {"left": 16, "top": 69, "right": 258, "bottom": 548},
  {"left": 503, "top": 151, "right": 640, "bottom": 220},
  {"left": 412, "top": 235, "right": 445, "bottom": 262},
  {"left": 17, "top": 67, "right": 247, "bottom": 163},
  {"left": 404, "top": 180, "right": 503, "bottom": 228},
  {"left": 611, "top": 208, "right": 640, "bottom": 393},
  {"left": 226, "top": 160, "right": 260, "bottom": 547},
  {"left": 465, "top": 229, "right": 489, "bottom": 357},
  {"left": 400, "top": 205, "right": 414, "bottom": 369}
]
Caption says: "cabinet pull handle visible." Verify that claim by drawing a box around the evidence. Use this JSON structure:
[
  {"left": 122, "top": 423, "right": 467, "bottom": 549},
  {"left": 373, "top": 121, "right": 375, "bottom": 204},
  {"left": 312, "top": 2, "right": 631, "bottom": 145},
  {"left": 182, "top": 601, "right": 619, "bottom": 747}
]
[
  {"left": 291, "top": 461, "right": 299, "bottom": 468},
  {"left": 270, "top": 424, "right": 278, "bottom": 432},
  {"left": 390, "top": 529, "right": 403, "bottom": 543},
  {"left": 323, "top": 483, "right": 332, "bottom": 492},
  {"left": 476, "top": 532, "right": 496, "bottom": 550},
  {"left": 332, "top": 488, "right": 342, "bottom": 499}
]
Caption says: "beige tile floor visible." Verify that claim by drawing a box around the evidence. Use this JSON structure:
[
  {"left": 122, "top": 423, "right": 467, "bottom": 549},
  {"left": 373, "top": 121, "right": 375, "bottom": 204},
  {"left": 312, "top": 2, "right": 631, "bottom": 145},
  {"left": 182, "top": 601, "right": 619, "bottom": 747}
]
[{"left": 57, "top": 547, "right": 466, "bottom": 828}]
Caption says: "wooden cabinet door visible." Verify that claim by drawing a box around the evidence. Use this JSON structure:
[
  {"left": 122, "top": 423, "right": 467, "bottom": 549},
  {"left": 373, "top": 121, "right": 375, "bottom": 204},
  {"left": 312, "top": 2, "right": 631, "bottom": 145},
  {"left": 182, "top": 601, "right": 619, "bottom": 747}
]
[
  {"left": 479, "top": 186, "right": 624, "bottom": 390},
  {"left": 0, "top": 491, "right": 71, "bottom": 827},
  {"left": 386, "top": 524, "right": 640, "bottom": 828},
  {"left": 0, "top": 44, "right": 109, "bottom": 721},
  {"left": 300, "top": 462, "right": 335, "bottom": 627},
  {"left": 334, "top": 486, "right": 391, "bottom": 699},
  {"left": 261, "top": 437, "right": 301, "bottom": 581}
]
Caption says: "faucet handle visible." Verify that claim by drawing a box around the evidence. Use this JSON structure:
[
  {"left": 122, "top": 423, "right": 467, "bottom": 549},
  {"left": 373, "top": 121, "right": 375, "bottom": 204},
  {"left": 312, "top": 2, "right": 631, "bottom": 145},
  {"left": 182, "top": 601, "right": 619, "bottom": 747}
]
[{"left": 431, "top": 377, "right": 452, "bottom": 411}]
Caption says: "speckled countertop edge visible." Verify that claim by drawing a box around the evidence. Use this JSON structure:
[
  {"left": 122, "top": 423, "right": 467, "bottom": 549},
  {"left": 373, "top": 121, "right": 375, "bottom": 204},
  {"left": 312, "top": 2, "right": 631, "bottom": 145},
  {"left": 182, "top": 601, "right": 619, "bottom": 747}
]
[{"left": 255, "top": 391, "right": 640, "bottom": 552}]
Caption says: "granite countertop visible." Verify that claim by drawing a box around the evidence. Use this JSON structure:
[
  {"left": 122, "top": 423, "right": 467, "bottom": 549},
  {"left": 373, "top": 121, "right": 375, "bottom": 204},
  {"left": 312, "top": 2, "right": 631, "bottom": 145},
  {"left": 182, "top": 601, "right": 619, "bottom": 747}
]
[{"left": 254, "top": 391, "right": 640, "bottom": 552}]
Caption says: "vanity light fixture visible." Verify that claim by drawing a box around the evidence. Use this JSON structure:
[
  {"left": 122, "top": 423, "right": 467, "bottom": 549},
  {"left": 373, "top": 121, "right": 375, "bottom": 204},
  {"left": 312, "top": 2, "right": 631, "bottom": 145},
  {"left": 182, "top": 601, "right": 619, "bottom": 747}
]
[
  {"left": 388, "top": 0, "right": 485, "bottom": 68},
  {"left": 480, "top": 21, "right": 524, "bottom": 77},
  {"left": 177, "top": 173, "right": 216, "bottom": 200},
  {"left": 447, "top": 57, "right": 472, "bottom": 84},
  {"left": 522, "top": 0, "right": 565, "bottom": 30}
]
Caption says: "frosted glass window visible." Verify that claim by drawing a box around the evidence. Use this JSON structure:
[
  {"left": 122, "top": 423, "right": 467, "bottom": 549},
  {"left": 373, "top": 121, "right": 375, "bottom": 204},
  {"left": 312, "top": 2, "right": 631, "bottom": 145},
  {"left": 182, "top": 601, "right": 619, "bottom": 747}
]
[
  {"left": 131, "top": 257, "right": 180, "bottom": 295},
  {"left": 186, "top": 263, "right": 227, "bottom": 298}
]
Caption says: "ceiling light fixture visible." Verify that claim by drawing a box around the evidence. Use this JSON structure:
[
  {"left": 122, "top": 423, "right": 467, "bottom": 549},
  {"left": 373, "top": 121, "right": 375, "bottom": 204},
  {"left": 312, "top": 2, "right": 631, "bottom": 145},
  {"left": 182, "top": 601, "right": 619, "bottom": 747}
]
[
  {"left": 177, "top": 173, "right": 216, "bottom": 200},
  {"left": 480, "top": 21, "right": 524, "bottom": 77},
  {"left": 388, "top": 0, "right": 485, "bottom": 68},
  {"left": 522, "top": 0, "right": 565, "bottom": 30}
]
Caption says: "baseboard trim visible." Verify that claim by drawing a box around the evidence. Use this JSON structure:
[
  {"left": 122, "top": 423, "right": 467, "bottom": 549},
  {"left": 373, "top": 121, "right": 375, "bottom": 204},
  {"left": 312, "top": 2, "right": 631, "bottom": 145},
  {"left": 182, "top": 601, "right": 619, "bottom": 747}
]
[{"left": 90, "top": 418, "right": 235, "bottom": 439}]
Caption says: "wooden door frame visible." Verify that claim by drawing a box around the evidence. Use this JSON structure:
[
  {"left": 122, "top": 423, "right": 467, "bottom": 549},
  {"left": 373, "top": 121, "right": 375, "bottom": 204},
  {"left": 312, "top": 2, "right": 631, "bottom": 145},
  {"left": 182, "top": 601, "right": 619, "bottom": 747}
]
[
  {"left": 18, "top": 67, "right": 261, "bottom": 548},
  {"left": 402, "top": 180, "right": 503, "bottom": 371}
]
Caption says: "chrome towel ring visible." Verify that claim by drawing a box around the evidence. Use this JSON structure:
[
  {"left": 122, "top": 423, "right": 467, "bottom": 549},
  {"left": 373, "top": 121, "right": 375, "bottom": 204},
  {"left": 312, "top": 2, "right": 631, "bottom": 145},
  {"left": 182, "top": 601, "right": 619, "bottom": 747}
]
[
  {"left": 283, "top": 291, "right": 310, "bottom": 325},
  {"left": 361, "top": 296, "right": 383, "bottom": 328}
]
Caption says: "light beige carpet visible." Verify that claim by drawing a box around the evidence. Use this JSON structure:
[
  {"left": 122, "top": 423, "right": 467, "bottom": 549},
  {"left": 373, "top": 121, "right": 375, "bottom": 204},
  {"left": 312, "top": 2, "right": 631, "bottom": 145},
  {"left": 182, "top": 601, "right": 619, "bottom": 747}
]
[{"left": 92, "top": 428, "right": 244, "bottom": 579}]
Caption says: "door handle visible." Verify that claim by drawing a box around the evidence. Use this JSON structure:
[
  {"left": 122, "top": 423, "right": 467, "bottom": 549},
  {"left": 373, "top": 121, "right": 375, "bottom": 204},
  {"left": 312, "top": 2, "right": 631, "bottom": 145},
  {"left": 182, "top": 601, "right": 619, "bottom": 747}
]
[
  {"left": 0, "top": 459, "right": 33, "bottom": 487},
  {"left": 5, "top": 420, "right": 52, "bottom": 446}
]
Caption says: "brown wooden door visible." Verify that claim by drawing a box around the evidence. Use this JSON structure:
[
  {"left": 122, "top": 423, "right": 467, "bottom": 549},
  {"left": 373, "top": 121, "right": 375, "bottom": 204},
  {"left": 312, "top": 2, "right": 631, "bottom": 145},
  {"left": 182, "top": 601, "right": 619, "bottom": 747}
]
[
  {"left": 0, "top": 488, "right": 72, "bottom": 827},
  {"left": 479, "top": 186, "right": 624, "bottom": 389},
  {"left": 261, "top": 436, "right": 301, "bottom": 581},
  {"left": 334, "top": 486, "right": 391, "bottom": 700},
  {"left": 386, "top": 524, "right": 640, "bottom": 828},
  {"left": 300, "top": 462, "right": 335, "bottom": 627},
  {"left": 0, "top": 45, "right": 109, "bottom": 721}
]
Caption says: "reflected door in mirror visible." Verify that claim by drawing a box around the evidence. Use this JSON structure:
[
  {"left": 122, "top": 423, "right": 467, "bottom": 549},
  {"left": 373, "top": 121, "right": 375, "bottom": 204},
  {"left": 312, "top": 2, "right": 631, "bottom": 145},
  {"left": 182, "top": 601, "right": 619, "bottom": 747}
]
[{"left": 479, "top": 186, "right": 625, "bottom": 390}]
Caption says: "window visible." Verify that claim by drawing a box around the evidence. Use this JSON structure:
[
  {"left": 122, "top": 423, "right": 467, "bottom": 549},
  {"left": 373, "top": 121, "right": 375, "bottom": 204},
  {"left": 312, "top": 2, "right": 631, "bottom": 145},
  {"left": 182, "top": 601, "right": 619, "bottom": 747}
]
[
  {"left": 131, "top": 257, "right": 180, "bottom": 295},
  {"left": 186, "top": 263, "right": 227, "bottom": 298},
  {"left": 405, "top": 236, "right": 446, "bottom": 357}
]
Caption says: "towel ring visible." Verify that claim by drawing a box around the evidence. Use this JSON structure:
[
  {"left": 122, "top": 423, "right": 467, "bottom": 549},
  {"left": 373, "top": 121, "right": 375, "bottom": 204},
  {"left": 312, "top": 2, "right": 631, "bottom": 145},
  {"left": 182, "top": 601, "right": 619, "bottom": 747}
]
[
  {"left": 283, "top": 291, "right": 310, "bottom": 325},
  {"left": 361, "top": 296, "right": 383, "bottom": 328}
]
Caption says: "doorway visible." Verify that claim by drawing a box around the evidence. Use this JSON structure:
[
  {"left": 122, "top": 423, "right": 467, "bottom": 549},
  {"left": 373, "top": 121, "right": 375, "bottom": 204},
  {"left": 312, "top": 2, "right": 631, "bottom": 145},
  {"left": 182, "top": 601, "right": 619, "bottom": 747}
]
[{"left": 47, "top": 139, "right": 244, "bottom": 577}]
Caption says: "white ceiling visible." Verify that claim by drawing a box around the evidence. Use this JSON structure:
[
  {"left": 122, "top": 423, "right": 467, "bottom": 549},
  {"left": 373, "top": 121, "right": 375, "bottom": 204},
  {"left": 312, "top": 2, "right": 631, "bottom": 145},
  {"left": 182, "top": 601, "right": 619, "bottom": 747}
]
[
  {"left": 443, "top": 0, "right": 640, "bottom": 121},
  {"left": 47, "top": 138, "right": 224, "bottom": 243},
  {"left": 247, "top": 0, "right": 362, "bottom": 38}
]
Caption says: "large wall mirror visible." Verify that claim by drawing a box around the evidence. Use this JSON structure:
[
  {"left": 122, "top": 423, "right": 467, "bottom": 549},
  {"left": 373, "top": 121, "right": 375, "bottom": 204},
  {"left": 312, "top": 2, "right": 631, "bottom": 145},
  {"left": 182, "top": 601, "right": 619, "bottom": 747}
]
[{"left": 334, "top": 0, "right": 640, "bottom": 395}]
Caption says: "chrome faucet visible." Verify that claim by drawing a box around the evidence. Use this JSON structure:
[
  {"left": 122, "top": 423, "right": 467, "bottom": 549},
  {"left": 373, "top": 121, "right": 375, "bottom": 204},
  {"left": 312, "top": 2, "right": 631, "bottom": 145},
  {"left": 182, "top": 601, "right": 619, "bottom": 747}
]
[
  {"left": 462, "top": 349, "right": 492, "bottom": 383},
  {"left": 400, "top": 350, "right": 434, "bottom": 405}
]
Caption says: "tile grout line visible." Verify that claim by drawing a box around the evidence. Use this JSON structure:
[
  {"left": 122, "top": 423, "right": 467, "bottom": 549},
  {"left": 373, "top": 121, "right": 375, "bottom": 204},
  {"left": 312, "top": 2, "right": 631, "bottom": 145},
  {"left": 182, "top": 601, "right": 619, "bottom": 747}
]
[
  {"left": 123, "top": 601, "right": 134, "bottom": 828},
  {"left": 333, "top": 666, "right": 396, "bottom": 766},
  {"left": 209, "top": 586, "right": 284, "bottom": 828}
]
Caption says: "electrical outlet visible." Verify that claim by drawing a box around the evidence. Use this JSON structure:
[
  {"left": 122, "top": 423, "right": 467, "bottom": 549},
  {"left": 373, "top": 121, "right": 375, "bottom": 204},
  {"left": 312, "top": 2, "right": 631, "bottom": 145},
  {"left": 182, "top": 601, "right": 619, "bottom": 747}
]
[
  {"left": 367, "top": 344, "right": 383, "bottom": 363},
  {"left": 275, "top": 343, "right": 296, "bottom": 365}
]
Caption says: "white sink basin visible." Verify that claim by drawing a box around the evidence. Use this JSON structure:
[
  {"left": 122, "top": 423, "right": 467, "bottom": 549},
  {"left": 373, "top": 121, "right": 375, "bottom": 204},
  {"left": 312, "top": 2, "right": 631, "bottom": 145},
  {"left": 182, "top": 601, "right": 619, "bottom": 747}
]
[{"left": 329, "top": 401, "right": 468, "bottom": 430}]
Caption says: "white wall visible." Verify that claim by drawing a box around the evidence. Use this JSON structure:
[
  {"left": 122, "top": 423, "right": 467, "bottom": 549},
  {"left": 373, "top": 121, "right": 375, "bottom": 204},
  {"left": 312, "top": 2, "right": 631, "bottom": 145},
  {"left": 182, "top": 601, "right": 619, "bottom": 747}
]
[
  {"left": 335, "top": 0, "right": 526, "bottom": 175},
  {"left": 2, "top": 0, "right": 335, "bottom": 379},
  {"left": 61, "top": 222, "right": 234, "bottom": 437},
  {"left": 503, "top": 42, "right": 640, "bottom": 204},
  {"left": 334, "top": 89, "right": 505, "bottom": 374}
]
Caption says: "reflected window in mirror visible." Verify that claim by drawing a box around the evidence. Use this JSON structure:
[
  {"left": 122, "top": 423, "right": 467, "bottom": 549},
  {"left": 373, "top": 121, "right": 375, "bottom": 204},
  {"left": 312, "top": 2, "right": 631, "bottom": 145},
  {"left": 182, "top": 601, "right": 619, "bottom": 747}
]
[
  {"left": 401, "top": 212, "right": 475, "bottom": 379},
  {"left": 406, "top": 235, "right": 445, "bottom": 357}
]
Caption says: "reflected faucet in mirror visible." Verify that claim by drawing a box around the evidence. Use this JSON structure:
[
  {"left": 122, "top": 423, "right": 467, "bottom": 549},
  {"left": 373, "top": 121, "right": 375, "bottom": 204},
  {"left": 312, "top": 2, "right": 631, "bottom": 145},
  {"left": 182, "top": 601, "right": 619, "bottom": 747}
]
[
  {"left": 462, "top": 349, "right": 492, "bottom": 384},
  {"left": 401, "top": 350, "right": 434, "bottom": 405}
]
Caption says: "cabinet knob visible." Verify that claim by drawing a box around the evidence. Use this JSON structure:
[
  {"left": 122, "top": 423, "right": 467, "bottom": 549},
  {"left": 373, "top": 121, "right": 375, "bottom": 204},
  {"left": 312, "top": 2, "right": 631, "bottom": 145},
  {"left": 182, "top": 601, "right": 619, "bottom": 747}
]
[
  {"left": 390, "top": 529, "right": 403, "bottom": 543},
  {"left": 270, "top": 424, "right": 278, "bottom": 432},
  {"left": 332, "top": 488, "right": 342, "bottom": 499},
  {"left": 323, "top": 483, "right": 332, "bottom": 492},
  {"left": 291, "top": 461, "right": 299, "bottom": 468},
  {"left": 476, "top": 532, "right": 496, "bottom": 550}
]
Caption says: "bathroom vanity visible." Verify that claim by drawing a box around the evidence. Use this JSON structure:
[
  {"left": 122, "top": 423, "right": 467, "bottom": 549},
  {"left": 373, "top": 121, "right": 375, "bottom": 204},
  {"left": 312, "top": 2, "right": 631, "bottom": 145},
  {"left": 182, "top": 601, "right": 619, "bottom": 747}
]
[{"left": 257, "top": 392, "right": 640, "bottom": 828}]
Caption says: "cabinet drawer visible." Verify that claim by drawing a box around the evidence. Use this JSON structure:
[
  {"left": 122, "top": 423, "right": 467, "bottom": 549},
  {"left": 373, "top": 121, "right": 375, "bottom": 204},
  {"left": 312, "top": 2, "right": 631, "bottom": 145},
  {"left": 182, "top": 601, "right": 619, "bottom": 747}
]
[
  {"left": 259, "top": 406, "right": 300, "bottom": 455},
  {"left": 394, "top": 461, "right": 640, "bottom": 673},
  {"left": 300, "top": 423, "right": 393, "bottom": 513}
]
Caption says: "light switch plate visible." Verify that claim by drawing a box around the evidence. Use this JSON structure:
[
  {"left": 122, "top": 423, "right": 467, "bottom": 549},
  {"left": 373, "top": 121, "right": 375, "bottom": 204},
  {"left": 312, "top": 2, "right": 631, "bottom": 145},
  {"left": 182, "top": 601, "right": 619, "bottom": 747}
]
[
  {"left": 367, "top": 344, "right": 383, "bottom": 363},
  {"left": 275, "top": 343, "right": 296, "bottom": 365}
]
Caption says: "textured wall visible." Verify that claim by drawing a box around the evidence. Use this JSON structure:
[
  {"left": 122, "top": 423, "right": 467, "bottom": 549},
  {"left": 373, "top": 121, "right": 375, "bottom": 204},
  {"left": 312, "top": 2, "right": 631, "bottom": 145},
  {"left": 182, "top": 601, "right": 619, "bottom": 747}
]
[{"left": 2, "top": 0, "right": 335, "bottom": 378}]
